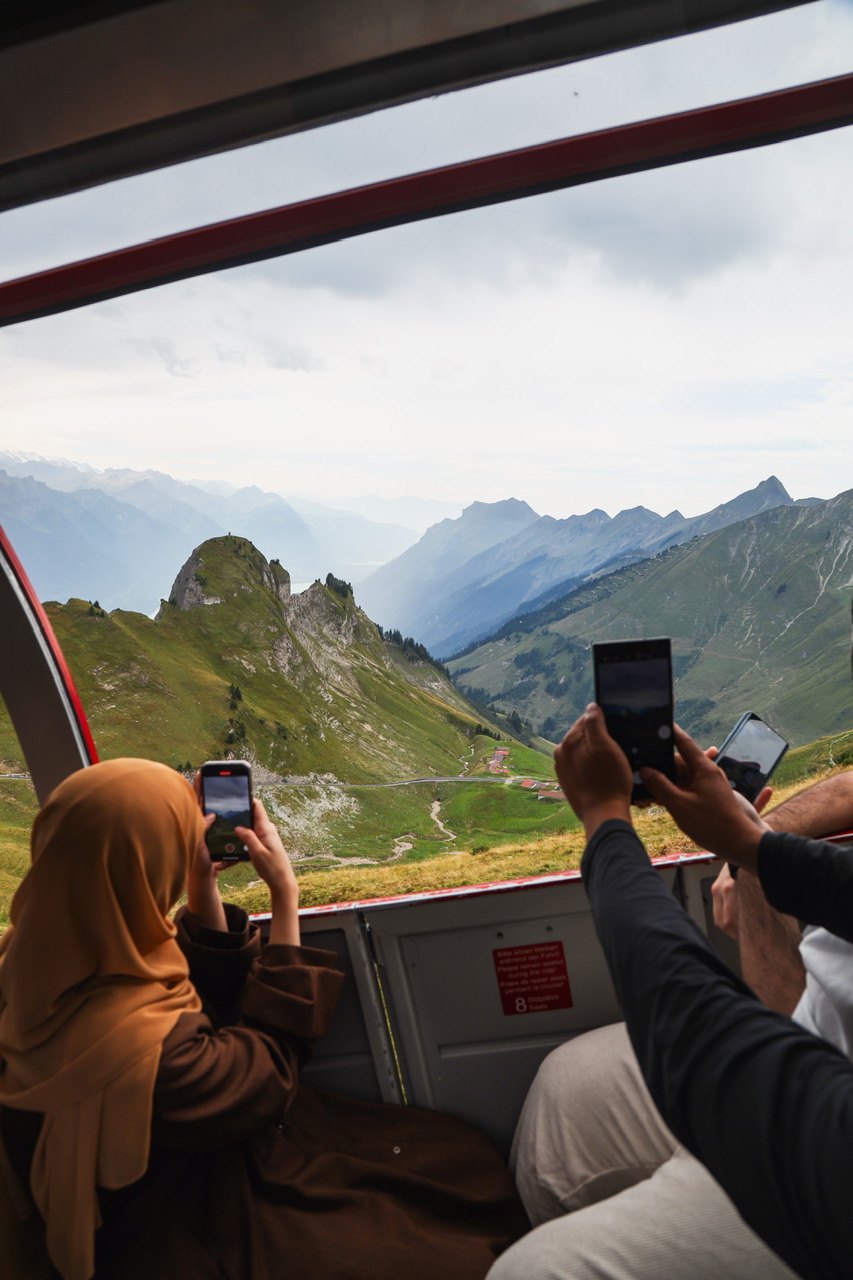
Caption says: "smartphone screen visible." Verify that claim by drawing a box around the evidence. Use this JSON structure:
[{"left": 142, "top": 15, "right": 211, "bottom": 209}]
[
  {"left": 201, "top": 762, "right": 253, "bottom": 861},
  {"left": 593, "top": 638, "right": 674, "bottom": 803},
  {"left": 716, "top": 713, "right": 788, "bottom": 802}
]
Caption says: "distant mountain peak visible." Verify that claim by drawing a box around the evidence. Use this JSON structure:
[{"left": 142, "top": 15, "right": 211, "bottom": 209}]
[
  {"left": 462, "top": 498, "right": 539, "bottom": 521},
  {"left": 754, "top": 475, "right": 792, "bottom": 501}
]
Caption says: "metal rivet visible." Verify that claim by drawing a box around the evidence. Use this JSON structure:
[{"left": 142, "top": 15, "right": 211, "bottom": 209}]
[{"left": 393, "top": 1145, "right": 401, "bottom": 1154}]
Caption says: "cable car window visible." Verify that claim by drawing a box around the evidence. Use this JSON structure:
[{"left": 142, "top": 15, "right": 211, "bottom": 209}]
[{"left": 0, "top": 0, "right": 852, "bottom": 924}]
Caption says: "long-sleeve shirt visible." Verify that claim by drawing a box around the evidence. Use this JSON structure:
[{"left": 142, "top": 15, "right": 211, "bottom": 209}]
[{"left": 581, "top": 820, "right": 853, "bottom": 1280}]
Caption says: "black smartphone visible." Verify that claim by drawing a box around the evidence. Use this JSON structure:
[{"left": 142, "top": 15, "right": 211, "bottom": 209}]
[
  {"left": 200, "top": 760, "right": 253, "bottom": 861},
  {"left": 592, "top": 638, "right": 675, "bottom": 804},
  {"left": 716, "top": 712, "right": 789, "bottom": 803}
]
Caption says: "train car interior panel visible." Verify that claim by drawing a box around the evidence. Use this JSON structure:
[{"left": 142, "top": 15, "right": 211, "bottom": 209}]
[
  {"left": 292, "top": 913, "right": 406, "bottom": 1106},
  {"left": 266, "top": 858, "right": 724, "bottom": 1153}
]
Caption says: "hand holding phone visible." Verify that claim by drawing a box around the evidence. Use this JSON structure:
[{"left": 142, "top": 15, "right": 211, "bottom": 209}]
[
  {"left": 716, "top": 713, "right": 788, "bottom": 803},
  {"left": 592, "top": 638, "right": 675, "bottom": 804},
  {"left": 200, "top": 760, "right": 253, "bottom": 861}
]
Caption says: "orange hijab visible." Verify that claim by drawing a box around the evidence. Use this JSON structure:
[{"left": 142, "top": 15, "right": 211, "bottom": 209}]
[{"left": 0, "top": 759, "right": 205, "bottom": 1280}]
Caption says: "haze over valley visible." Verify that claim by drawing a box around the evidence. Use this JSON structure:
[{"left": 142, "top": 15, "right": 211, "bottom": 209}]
[
  {"left": 2, "top": 453, "right": 849, "bottom": 756},
  {"left": 2, "top": 465, "right": 853, "bottom": 925}
]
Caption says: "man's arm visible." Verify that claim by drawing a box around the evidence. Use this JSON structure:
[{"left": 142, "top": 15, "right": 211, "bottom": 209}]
[
  {"left": 728, "top": 869, "right": 805, "bottom": 1014},
  {"left": 712, "top": 770, "right": 853, "bottom": 1012},
  {"left": 581, "top": 818, "right": 853, "bottom": 1280},
  {"left": 765, "top": 770, "right": 853, "bottom": 838}
]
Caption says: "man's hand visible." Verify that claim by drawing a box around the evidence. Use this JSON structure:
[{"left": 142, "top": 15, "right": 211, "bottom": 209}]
[
  {"left": 711, "top": 863, "right": 739, "bottom": 938},
  {"left": 555, "top": 703, "right": 633, "bottom": 838},
  {"left": 641, "top": 725, "right": 769, "bottom": 871}
]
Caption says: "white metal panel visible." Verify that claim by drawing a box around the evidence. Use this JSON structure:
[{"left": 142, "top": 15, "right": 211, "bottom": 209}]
[
  {"left": 360, "top": 871, "right": 680, "bottom": 1152},
  {"left": 263, "top": 858, "right": 728, "bottom": 1151}
]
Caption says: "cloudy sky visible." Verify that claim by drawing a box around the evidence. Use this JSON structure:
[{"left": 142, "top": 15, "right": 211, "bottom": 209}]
[{"left": 1, "top": 0, "right": 853, "bottom": 524}]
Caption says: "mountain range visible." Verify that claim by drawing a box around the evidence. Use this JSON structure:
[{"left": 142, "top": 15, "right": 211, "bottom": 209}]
[
  {"left": 0, "top": 453, "right": 424, "bottom": 613},
  {"left": 0, "top": 455, "right": 815, "bottom": 678},
  {"left": 448, "top": 488, "right": 853, "bottom": 750},
  {"left": 357, "top": 477, "right": 808, "bottom": 658}
]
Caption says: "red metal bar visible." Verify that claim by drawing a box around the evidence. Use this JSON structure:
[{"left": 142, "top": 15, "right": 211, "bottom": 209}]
[
  {"left": 1, "top": 71, "right": 852, "bottom": 328},
  {"left": 0, "top": 524, "right": 98, "bottom": 801}
]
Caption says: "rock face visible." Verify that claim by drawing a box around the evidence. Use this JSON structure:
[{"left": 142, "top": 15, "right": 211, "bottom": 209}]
[
  {"left": 268, "top": 559, "right": 292, "bottom": 604},
  {"left": 164, "top": 548, "right": 223, "bottom": 610}
]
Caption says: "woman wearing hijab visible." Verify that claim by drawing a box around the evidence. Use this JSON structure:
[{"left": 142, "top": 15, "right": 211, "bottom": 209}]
[{"left": 0, "top": 759, "right": 527, "bottom": 1280}]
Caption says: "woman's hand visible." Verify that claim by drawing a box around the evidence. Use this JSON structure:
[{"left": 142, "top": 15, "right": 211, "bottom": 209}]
[
  {"left": 641, "top": 725, "right": 769, "bottom": 872},
  {"left": 187, "top": 774, "right": 229, "bottom": 930},
  {"left": 235, "top": 799, "right": 300, "bottom": 946},
  {"left": 555, "top": 703, "right": 634, "bottom": 838}
]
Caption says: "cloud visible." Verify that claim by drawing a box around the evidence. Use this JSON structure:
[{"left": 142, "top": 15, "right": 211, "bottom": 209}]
[
  {"left": 135, "top": 336, "right": 200, "bottom": 378},
  {"left": 1, "top": 1, "right": 853, "bottom": 525}
]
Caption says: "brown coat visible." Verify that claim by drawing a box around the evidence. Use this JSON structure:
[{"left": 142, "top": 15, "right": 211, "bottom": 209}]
[{"left": 1, "top": 906, "right": 528, "bottom": 1280}]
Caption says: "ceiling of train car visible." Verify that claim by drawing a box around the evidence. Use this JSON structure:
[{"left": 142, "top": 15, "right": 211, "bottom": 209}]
[{"left": 0, "top": 0, "right": 814, "bottom": 211}]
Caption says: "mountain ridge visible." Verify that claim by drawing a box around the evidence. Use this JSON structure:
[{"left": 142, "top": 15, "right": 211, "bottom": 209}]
[
  {"left": 448, "top": 488, "right": 853, "bottom": 749},
  {"left": 359, "top": 477, "right": 796, "bottom": 657}
]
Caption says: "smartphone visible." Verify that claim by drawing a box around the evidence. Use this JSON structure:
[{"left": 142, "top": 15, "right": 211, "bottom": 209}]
[
  {"left": 716, "top": 712, "right": 789, "bottom": 803},
  {"left": 592, "top": 638, "right": 675, "bottom": 804},
  {"left": 200, "top": 760, "right": 253, "bottom": 861}
]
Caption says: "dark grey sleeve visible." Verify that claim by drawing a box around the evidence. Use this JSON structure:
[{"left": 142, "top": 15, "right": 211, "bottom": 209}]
[
  {"left": 758, "top": 829, "right": 853, "bottom": 940},
  {"left": 582, "top": 819, "right": 853, "bottom": 1280}
]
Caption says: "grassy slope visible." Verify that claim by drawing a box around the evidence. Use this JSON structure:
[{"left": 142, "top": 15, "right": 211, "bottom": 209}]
[
  {"left": 0, "top": 781, "right": 38, "bottom": 929},
  {"left": 0, "top": 537, "right": 565, "bottom": 924},
  {"left": 229, "top": 764, "right": 849, "bottom": 915}
]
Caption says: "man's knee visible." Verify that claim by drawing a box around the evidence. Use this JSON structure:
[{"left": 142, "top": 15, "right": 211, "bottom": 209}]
[{"left": 511, "top": 1022, "right": 677, "bottom": 1223}]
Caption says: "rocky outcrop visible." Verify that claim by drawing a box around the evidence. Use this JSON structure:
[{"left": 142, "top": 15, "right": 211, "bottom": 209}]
[
  {"left": 158, "top": 537, "right": 290, "bottom": 617},
  {"left": 268, "top": 558, "right": 291, "bottom": 604},
  {"left": 160, "top": 548, "right": 223, "bottom": 613}
]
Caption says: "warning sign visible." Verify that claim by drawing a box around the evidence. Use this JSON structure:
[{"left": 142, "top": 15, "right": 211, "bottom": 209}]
[{"left": 493, "top": 941, "right": 573, "bottom": 1016}]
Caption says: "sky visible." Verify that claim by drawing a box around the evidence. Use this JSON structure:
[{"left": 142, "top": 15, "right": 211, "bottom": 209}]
[{"left": 1, "top": 0, "right": 853, "bottom": 523}]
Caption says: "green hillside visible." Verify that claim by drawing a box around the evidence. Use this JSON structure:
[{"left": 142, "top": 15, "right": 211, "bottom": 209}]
[
  {"left": 0, "top": 537, "right": 565, "bottom": 924},
  {"left": 56, "top": 561, "right": 471, "bottom": 780},
  {"left": 450, "top": 491, "right": 853, "bottom": 750},
  {"left": 0, "top": 537, "right": 494, "bottom": 780}
]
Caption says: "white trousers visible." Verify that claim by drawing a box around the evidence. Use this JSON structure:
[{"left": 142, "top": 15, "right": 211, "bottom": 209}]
[{"left": 488, "top": 1023, "right": 799, "bottom": 1280}]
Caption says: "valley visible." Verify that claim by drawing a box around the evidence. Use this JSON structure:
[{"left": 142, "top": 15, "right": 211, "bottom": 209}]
[{"left": 3, "top": 466, "right": 853, "bottom": 929}]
